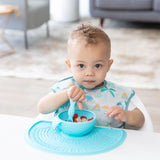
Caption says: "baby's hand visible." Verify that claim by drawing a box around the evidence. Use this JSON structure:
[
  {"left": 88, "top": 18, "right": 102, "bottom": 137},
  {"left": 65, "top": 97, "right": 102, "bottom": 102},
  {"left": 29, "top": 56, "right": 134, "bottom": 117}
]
[
  {"left": 105, "top": 106, "right": 127, "bottom": 122},
  {"left": 67, "top": 86, "right": 85, "bottom": 110}
]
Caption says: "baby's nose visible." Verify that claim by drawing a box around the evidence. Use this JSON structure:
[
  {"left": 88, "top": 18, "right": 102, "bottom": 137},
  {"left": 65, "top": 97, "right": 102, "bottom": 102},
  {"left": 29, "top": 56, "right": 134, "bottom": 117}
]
[{"left": 86, "top": 68, "right": 95, "bottom": 76}]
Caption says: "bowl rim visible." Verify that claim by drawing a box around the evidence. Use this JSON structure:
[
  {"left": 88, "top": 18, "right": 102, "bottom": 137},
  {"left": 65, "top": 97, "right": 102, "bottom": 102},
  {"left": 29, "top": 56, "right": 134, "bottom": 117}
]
[{"left": 57, "top": 109, "right": 96, "bottom": 123}]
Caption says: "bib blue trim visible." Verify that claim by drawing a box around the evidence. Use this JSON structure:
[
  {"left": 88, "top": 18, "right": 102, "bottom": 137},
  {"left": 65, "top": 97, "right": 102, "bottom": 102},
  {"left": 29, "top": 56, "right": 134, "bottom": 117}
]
[{"left": 125, "top": 90, "right": 135, "bottom": 111}]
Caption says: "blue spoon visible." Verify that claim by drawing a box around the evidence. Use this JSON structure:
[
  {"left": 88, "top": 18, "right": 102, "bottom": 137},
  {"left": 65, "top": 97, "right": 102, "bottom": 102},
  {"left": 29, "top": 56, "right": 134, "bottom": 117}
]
[{"left": 68, "top": 99, "right": 76, "bottom": 122}]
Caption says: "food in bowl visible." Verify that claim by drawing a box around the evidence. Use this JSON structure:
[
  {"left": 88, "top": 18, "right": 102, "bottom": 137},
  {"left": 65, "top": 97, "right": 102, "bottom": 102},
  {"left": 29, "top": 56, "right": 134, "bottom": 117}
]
[
  {"left": 72, "top": 113, "right": 94, "bottom": 122},
  {"left": 52, "top": 109, "right": 96, "bottom": 136}
]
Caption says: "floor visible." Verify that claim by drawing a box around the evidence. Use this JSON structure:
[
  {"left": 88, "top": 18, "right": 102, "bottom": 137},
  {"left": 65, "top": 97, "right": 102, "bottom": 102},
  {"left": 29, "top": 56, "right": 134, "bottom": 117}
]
[{"left": 0, "top": 77, "right": 159, "bottom": 133}]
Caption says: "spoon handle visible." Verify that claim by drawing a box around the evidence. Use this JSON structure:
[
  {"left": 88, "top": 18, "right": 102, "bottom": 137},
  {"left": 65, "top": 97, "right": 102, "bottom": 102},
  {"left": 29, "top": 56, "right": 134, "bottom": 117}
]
[{"left": 68, "top": 99, "right": 76, "bottom": 122}]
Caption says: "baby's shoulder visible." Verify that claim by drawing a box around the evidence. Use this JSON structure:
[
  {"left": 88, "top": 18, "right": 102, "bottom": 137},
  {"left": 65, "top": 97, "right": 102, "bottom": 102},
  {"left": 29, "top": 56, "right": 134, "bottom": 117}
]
[
  {"left": 51, "top": 76, "right": 75, "bottom": 92},
  {"left": 105, "top": 81, "right": 135, "bottom": 96}
]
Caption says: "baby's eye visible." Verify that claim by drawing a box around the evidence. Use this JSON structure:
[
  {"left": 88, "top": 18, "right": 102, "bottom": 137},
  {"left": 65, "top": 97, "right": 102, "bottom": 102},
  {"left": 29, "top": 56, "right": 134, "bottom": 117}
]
[
  {"left": 95, "top": 64, "right": 102, "bottom": 69},
  {"left": 78, "top": 64, "right": 85, "bottom": 68}
]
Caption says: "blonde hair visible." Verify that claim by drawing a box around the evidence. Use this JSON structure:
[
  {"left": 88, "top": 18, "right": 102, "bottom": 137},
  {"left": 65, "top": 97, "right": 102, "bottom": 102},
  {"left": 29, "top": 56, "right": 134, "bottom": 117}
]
[{"left": 67, "top": 24, "right": 111, "bottom": 57}]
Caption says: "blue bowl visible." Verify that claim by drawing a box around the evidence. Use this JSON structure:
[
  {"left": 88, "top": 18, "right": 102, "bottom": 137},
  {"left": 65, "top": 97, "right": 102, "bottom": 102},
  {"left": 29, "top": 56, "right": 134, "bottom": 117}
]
[{"left": 52, "top": 109, "right": 96, "bottom": 136}]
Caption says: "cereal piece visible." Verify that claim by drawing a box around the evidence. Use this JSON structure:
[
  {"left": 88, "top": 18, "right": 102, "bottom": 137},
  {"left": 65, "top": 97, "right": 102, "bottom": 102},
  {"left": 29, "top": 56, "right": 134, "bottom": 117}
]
[
  {"left": 81, "top": 118, "right": 88, "bottom": 122},
  {"left": 72, "top": 113, "right": 94, "bottom": 123},
  {"left": 76, "top": 117, "right": 82, "bottom": 122}
]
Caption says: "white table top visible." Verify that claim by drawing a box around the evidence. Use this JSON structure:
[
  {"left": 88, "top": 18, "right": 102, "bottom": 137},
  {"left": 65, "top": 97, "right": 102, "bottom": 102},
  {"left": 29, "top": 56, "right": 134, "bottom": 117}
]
[{"left": 0, "top": 114, "right": 160, "bottom": 160}]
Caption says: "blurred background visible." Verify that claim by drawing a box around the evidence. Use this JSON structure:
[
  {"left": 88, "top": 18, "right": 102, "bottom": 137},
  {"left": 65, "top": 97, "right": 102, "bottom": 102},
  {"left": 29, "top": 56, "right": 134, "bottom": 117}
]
[{"left": 0, "top": 0, "right": 159, "bottom": 132}]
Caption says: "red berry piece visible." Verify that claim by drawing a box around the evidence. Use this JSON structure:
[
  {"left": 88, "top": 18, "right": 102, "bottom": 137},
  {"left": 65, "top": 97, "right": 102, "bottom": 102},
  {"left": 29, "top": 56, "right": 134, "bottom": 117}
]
[
  {"left": 88, "top": 117, "right": 94, "bottom": 121},
  {"left": 73, "top": 119, "right": 77, "bottom": 122},
  {"left": 73, "top": 113, "right": 78, "bottom": 118},
  {"left": 80, "top": 116, "right": 87, "bottom": 120}
]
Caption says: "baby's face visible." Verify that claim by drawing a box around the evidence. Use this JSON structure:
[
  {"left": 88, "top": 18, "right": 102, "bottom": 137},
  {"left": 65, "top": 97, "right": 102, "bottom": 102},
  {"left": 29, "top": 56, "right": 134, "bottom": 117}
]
[{"left": 66, "top": 41, "right": 113, "bottom": 89}]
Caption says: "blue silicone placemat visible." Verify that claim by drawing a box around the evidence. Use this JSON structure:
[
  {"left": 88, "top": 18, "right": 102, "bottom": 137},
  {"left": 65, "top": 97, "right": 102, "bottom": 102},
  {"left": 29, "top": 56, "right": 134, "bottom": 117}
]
[{"left": 26, "top": 121, "right": 127, "bottom": 155}]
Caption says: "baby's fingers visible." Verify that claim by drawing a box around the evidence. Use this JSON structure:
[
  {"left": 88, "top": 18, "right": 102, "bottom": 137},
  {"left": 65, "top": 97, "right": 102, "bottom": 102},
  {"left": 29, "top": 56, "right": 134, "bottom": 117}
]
[
  {"left": 78, "top": 94, "right": 85, "bottom": 102},
  {"left": 114, "top": 113, "right": 123, "bottom": 120},
  {"left": 105, "top": 108, "right": 113, "bottom": 117},
  {"left": 106, "top": 107, "right": 122, "bottom": 118},
  {"left": 115, "top": 113, "right": 126, "bottom": 121},
  {"left": 71, "top": 90, "right": 84, "bottom": 101},
  {"left": 70, "top": 87, "right": 80, "bottom": 99},
  {"left": 77, "top": 101, "right": 83, "bottom": 110},
  {"left": 108, "top": 110, "right": 120, "bottom": 118}
]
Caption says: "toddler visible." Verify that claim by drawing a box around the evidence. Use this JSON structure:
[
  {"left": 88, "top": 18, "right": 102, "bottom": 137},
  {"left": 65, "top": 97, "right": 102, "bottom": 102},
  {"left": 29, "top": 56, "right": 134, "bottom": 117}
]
[{"left": 38, "top": 24, "right": 145, "bottom": 128}]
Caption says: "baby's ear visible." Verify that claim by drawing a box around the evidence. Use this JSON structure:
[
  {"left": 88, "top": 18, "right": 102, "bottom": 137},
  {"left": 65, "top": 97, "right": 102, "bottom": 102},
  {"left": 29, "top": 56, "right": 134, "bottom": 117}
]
[
  {"left": 65, "top": 59, "right": 71, "bottom": 69},
  {"left": 107, "top": 59, "right": 113, "bottom": 72}
]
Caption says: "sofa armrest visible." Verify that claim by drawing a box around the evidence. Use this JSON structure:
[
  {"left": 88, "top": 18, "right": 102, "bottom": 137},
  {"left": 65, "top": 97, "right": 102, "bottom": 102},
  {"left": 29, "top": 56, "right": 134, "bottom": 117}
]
[
  {"left": 89, "top": 0, "right": 97, "bottom": 17},
  {"left": 153, "top": 0, "right": 160, "bottom": 11}
]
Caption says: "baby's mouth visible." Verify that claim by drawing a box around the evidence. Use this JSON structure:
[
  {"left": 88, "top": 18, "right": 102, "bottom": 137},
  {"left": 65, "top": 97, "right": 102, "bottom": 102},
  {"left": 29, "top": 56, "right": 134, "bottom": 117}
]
[{"left": 84, "top": 80, "right": 95, "bottom": 84}]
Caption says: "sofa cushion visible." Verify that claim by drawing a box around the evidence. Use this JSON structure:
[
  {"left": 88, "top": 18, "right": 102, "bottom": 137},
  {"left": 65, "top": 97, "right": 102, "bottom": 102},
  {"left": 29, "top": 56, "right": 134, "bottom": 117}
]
[
  {"left": 94, "top": 0, "right": 153, "bottom": 10},
  {"left": 153, "top": 0, "right": 160, "bottom": 11}
]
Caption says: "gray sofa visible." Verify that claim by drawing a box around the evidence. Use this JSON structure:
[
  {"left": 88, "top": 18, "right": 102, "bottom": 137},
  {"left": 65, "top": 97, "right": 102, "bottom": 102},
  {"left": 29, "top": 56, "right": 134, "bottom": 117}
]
[{"left": 90, "top": 0, "right": 160, "bottom": 26}]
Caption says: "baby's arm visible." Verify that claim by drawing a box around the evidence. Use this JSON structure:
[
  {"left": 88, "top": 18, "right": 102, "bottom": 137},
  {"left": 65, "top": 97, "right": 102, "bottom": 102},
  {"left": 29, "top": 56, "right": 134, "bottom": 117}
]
[
  {"left": 38, "top": 86, "right": 85, "bottom": 114},
  {"left": 38, "top": 89, "right": 69, "bottom": 114},
  {"left": 106, "top": 106, "right": 145, "bottom": 128}
]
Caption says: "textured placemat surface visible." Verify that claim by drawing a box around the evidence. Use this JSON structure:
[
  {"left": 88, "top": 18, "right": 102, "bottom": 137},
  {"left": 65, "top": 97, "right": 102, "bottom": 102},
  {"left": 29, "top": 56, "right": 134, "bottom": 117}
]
[{"left": 26, "top": 121, "right": 127, "bottom": 155}]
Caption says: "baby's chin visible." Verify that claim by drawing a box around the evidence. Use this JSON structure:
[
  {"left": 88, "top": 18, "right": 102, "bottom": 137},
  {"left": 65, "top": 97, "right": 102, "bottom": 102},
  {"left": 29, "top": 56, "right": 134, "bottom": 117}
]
[
  {"left": 77, "top": 80, "right": 104, "bottom": 89},
  {"left": 78, "top": 83, "right": 95, "bottom": 89},
  {"left": 81, "top": 83, "right": 100, "bottom": 89}
]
